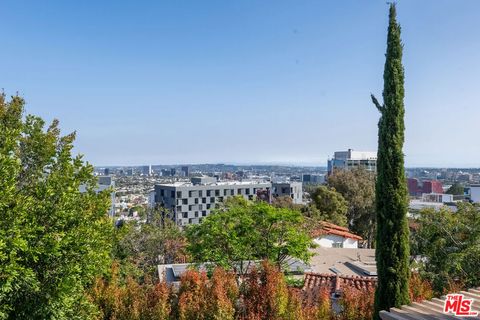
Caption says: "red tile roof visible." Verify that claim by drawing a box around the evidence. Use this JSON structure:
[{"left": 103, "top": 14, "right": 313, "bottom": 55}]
[
  {"left": 310, "top": 222, "right": 363, "bottom": 241},
  {"left": 303, "top": 272, "right": 377, "bottom": 294}
]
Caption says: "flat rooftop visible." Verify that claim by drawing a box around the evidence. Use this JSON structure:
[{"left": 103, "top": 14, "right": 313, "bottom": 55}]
[
  {"left": 308, "top": 247, "right": 376, "bottom": 277},
  {"left": 156, "top": 180, "right": 271, "bottom": 187}
]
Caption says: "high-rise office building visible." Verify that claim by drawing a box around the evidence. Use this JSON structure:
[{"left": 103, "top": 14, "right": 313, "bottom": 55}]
[
  {"left": 142, "top": 165, "right": 152, "bottom": 176},
  {"left": 327, "top": 149, "right": 377, "bottom": 174}
]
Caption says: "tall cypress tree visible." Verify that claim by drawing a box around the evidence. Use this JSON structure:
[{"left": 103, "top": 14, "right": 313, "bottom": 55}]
[{"left": 371, "top": 4, "right": 410, "bottom": 319}]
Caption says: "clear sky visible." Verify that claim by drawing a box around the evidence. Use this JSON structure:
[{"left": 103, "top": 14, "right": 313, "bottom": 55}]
[{"left": 2, "top": 1, "right": 479, "bottom": 167}]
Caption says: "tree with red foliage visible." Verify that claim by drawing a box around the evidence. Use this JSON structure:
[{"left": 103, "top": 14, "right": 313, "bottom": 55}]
[
  {"left": 240, "top": 262, "right": 291, "bottom": 320},
  {"left": 338, "top": 286, "right": 375, "bottom": 320}
]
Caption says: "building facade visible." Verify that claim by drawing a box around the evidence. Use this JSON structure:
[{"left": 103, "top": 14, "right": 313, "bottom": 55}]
[
  {"left": 407, "top": 178, "right": 443, "bottom": 196},
  {"left": 142, "top": 165, "right": 152, "bottom": 176},
  {"left": 327, "top": 149, "right": 377, "bottom": 175},
  {"left": 302, "top": 173, "right": 326, "bottom": 185},
  {"left": 272, "top": 181, "right": 303, "bottom": 204},
  {"left": 154, "top": 178, "right": 271, "bottom": 225},
  {"left": 469, "top": 184, "right": 480, "bottom": 203}
]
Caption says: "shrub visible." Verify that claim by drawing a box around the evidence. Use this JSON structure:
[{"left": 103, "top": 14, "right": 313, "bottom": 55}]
[
  {"left": 338, "top": 286, "right": 374, "bottom": 320},
  {"left": 409, "top": 273, "right": 433, "bottom": 302}
]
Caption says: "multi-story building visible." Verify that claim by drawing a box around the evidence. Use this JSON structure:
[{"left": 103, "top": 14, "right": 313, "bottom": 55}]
[
  {"left": 142, "top": 165, "right": 152, "bottom": 176},
  {"left": 407, "top": 178, "right": 443, "bottom": 197},
  {"left": 153, "top": 177, "right": 271, "bottom": 225},
  {"left": 181, "top": 166, "right": 190, "bottom": 177},
  {"left": 469, "top": 184, "right": 480, "bottom": 203},
  {"left": 272, "top": 181, "right": 303, "bottom": 204},
  {"left": 327, "top": 149, "right": 377, "bottom": 175},
  {"left": 302, "top": 174, "right": 326, "bottom": 185}
]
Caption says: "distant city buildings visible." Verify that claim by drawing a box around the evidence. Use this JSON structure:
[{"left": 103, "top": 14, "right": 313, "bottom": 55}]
[
  {"left": 181, "top": 166, "right": 190, "bottom": 177},
  {"left": 302, "top": 173, "right": 326, "bottom": 185},
  {"left": 327, "top": 149, "right": 377, "bottom": 175},
  {"left": 407, "top": 178, "right": 443, "bottom": 197},
  {"left": 142, "top": 165, "right": 152, "bottom": 176},
  {"left": 151, "top": 177, "right": 304, "bottom": 226},
  {"left": 104, "top": 168, "right": 110, "bottom": 176},
  {"left": 409, "top": 193, "right": 456, "bottom": 212}
]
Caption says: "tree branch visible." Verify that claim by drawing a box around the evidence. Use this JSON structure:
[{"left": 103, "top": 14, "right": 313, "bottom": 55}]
[{"left": 371, "top": 94, "right": 384, "bottom": 113}]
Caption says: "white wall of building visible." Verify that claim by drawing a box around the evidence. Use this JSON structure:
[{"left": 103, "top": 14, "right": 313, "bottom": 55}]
[{"left": 313, "top": 234, "right": 358, "bottom": 249}]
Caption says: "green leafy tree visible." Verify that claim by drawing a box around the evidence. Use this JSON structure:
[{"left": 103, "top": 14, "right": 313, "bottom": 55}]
[
  {"left": 272, "top": 196, "right": 303, "bottom": 210},
  {"left": 309, "top": 186, "right": 348, "bottom": 227},
  {"left": 0, "top": 95, "right": 113, "bottom": 319},
  {"left": 327, "top": 168, "right": 376, "bottom": 247},
  {"left": 371, "top": 4, "right": 411, "bottom": 318},
  {"left": 446, "top": 183, "right": 464, "bottom": 196},
  {"left": 113, "top": 208, "right": 188, "bottom": 280},
  {"left": 411, "top": 204, "right": 480, "bottom": 294},
  {"left": 186, "top": 197, "right": 313, "bottom": 275}
]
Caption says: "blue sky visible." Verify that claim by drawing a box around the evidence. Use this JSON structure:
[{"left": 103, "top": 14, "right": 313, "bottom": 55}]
[{"left": 2, "top": 1, "right": 479, "bottom": 167}]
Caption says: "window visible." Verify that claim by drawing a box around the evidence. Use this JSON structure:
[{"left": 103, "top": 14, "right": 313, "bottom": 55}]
[
  {"left": 202, "top": 197, "right": 206, "bottom": 204},
  {"left": 194, "top": 212, "right": 198, "bottom": 218},
  {"left": 182, "top": 199, "right": 187, "bottom": 205},
  {"left": 176, "top": 206, "right": 182, "bottom": 211},
  {"left": 199, "top": 190, "right": 203, "bottom": 197},
  {"left": 215, "top": 190, "right": 220, "bottom": 196},
  {"left": 160, "top": 189, "right": 164, "bottom": 196},
  {"left": 189, "top": 191, "right": 193, "bottom": 197},
  {"left": 171, "top": 190, "right": 175, "bottom": 198},
  {"left": 231, "top": 190, "right": 234, "bottom": 196},
  {"left": 210, "top": 197, "right": 215, "bottom": 203},
  {"left": 207, "top": 190, "right": 211, "bottom": 196},
  {"left": 177, "top": 191, "right": 182, "bottom": 198},
  {"left": 238, "top": 188, "right": 243, "bottom": 195},
  {"left": 182, "top": 212, "right": 188, "bottom": 218},
  {"left": 202, "top": 211, "right": 207, "bottom": 217},
  {"left": 206, "top": 204, "right": 211, "bottom": 209},
  {"left": 195, "top": 198, "right": 199, "bottom": 204},
  {"left": 332, "top": 242, "right": 343, "bottom": 248},
  {"left": 224, "top": 189, "right": 228, "bottom": 196},
  {"left": 246, "top": 188, "right": 250, "bottom": 195}
]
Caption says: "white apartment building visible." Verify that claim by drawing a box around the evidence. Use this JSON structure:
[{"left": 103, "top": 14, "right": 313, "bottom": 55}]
[
  {"left": 153, "top": 177, "right": 303, "bottom": 225},
  {"left": 153, "top": 177, "right": 271, "bottom": 225}
]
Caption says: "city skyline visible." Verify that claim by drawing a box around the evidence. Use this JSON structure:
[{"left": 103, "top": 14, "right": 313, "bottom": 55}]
[{"left": 2, "top": 1, "right": 480, "bottom": 167}]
